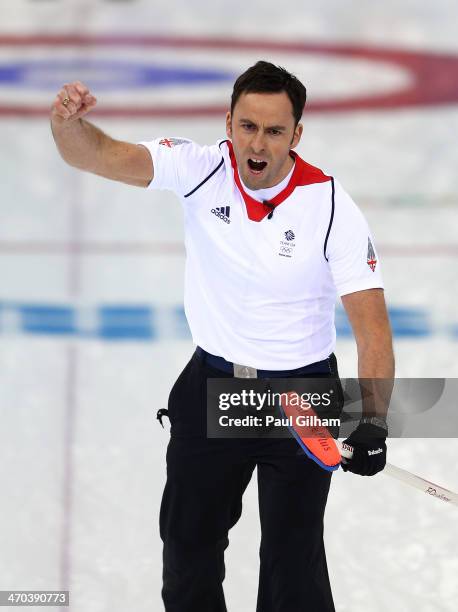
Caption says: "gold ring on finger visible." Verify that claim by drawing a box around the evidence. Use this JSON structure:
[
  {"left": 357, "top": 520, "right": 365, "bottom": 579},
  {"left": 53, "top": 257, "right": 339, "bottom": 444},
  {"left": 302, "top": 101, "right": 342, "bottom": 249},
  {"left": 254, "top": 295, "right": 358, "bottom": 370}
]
[{"left": 62, "top": 97, "right": 70, "bottom": 107}]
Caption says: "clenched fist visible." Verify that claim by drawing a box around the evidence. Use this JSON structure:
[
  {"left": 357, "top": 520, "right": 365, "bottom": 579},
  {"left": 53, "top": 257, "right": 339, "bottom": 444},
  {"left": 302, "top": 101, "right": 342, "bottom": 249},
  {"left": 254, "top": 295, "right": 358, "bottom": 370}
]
[{"left": 51, "top": 81, "right": 97, "bottom": 125}]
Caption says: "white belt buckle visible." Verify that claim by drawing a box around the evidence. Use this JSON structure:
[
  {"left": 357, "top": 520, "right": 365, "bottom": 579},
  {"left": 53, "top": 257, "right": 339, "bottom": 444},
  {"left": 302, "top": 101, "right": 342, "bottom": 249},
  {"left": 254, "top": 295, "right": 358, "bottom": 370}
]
[{"left": 233, "top": 364, "right": 258, "bottom": 378}]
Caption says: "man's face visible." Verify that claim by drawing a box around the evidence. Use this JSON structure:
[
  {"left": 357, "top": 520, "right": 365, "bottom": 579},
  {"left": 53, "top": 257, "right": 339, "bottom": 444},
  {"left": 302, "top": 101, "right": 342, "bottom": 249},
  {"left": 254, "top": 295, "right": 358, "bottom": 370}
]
[{"left": 226, "top": 91, "right": 303, "bottom": 190}]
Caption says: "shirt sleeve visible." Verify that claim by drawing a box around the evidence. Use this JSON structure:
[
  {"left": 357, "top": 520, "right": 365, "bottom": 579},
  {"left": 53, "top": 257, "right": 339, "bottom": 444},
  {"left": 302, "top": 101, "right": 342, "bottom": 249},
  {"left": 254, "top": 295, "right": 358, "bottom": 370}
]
[
  {"left": 137, "top": 137, "right": 222, "bottom": 198},
  {"left": 326, "top": 179, "right": 384, "bottom": 297}
]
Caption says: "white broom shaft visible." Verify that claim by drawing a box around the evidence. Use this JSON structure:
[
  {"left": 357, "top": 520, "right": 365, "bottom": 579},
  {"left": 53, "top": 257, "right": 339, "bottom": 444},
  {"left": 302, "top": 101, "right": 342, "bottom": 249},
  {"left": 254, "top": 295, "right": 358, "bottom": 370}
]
[{"left": 337, "top": 441, "right": 458, "bottom": 507}]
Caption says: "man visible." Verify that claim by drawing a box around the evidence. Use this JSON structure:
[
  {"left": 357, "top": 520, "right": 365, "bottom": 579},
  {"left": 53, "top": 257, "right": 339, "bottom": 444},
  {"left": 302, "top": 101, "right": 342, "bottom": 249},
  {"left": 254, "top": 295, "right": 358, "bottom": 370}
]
[{"left": 51, "top": 61, "right": 394, "bottom": 611}]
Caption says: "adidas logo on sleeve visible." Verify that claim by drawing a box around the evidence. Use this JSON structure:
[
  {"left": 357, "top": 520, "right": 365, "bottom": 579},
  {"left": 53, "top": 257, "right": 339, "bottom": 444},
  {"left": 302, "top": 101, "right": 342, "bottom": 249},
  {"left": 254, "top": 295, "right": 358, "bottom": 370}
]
[{"left": 211, "top": 206, "right": 231, "bottom": 224}]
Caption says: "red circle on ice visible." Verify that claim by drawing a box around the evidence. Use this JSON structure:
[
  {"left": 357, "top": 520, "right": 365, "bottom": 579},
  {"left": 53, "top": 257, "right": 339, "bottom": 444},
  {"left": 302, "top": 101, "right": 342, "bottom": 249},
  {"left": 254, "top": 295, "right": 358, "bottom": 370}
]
[{"left": 0, "top": 34, "right": 457, "bottom": 117}]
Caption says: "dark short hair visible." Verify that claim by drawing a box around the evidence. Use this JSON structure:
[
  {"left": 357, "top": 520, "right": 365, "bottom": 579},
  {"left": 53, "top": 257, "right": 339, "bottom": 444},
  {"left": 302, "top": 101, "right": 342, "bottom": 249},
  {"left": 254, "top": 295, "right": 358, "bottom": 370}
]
[{"left": 230, "top": 61, "right": 307, "bottom": 125}]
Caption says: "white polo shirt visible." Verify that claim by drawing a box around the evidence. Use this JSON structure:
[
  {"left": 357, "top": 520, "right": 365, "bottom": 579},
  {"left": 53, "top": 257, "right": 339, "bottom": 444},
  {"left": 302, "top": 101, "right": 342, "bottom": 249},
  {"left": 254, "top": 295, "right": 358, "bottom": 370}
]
[{"left": 139, "top": 137, "right": 383, "bottom": 370}]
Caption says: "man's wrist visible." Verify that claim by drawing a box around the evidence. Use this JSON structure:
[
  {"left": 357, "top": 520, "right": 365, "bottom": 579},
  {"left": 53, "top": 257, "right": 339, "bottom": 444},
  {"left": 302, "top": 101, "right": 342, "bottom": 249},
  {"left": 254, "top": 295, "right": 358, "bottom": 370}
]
[
  {"left": 360, "top": 416, "right": 388, "bottom": 433},
  {"left": 50, "top": 116, "right": 82, "bottom": 135}
]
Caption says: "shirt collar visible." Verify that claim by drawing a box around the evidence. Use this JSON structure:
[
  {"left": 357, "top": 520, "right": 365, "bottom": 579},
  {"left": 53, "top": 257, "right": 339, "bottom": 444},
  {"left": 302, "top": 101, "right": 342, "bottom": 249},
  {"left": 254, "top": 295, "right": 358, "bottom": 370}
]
[{"left": 226, "top": 140, "right": 331, "bottom": 222}]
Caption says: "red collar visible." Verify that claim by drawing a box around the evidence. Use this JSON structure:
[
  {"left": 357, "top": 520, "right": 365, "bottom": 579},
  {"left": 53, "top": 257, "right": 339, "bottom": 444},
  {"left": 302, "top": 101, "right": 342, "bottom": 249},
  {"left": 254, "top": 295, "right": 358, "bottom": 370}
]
[{"left": 226, "top": 140, "right": 331, "bottom": 222}]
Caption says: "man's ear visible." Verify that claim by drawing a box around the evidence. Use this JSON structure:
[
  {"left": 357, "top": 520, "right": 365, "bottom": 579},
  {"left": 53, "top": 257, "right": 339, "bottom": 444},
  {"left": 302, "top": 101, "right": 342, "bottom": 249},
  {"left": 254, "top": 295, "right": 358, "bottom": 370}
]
[
  {"left": 291, "top": 122, "right": 303, "bottom": 148},
  {"left": 225, "top": 112, "right": 232, "bottom": 139}
]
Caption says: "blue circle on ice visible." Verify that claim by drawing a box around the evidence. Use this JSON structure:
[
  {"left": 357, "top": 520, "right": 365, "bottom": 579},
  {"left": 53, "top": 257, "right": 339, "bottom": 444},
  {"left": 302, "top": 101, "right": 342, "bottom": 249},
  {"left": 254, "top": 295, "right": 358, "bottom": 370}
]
[{"left": 0, "top": 60, "right": 233, "bottom": 90}]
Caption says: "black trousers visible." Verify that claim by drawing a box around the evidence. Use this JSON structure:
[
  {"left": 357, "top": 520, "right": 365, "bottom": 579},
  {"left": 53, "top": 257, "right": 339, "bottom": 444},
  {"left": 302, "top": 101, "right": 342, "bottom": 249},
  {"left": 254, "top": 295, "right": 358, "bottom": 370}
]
[{"left": 160, "top": 351, "right": 339, "bottom": 612}]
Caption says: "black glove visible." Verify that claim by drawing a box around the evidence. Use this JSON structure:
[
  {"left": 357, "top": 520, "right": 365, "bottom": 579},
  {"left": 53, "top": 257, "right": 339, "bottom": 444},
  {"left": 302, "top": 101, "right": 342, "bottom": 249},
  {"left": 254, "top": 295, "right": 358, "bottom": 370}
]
[{"left": 341, "top": 421, "right": 387, "bottom": 476}]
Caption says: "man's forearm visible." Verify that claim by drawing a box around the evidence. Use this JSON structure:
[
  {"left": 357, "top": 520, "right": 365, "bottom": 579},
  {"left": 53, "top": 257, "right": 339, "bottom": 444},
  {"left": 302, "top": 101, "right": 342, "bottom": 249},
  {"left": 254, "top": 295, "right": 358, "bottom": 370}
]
[
  {"left": 50, "top": 81, "right": 153, "bottom": 186},
  {"left": 357, "top": 339, "right": 395, "bottom": 420},
  {"left": 51, "top": 117, "right": 107, "bottom": 172}
]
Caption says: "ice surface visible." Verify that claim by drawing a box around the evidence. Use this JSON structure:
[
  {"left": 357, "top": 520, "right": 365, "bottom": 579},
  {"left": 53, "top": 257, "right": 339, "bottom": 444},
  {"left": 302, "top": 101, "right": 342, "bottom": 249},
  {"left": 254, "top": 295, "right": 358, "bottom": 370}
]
[{"left": 0, "top": 2, "right": 457, "bottom": 610}]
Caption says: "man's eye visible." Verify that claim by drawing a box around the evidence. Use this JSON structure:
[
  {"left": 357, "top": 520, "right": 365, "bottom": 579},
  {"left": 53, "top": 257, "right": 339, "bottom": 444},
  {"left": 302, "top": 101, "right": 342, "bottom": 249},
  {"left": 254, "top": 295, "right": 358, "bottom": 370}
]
[
  {"left": 242, "top": 124, "right": 255, "bottom": 130},
  {"left": 269, "top": 129, "right": 281, "bottom": 135}
]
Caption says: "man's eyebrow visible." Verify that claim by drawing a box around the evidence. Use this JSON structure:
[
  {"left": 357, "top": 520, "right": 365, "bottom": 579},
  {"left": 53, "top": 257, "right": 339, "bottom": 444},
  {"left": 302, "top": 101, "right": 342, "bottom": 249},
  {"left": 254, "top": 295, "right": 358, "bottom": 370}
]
[{"left": 238, "top": 118, "right": 286, "bottom": 130}]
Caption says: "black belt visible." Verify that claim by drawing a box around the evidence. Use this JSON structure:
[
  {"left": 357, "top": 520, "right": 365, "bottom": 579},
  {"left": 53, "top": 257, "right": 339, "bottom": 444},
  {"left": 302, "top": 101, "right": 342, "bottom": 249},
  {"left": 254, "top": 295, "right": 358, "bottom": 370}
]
[{"left": 195, "top": 346, "right": 332, "bottom": 378}]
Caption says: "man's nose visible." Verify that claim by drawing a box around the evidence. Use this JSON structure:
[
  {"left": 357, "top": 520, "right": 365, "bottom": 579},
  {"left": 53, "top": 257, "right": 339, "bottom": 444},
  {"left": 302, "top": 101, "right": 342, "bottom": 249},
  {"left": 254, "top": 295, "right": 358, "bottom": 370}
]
[{"left": 250, "top": 131, "right": 266, "bottom": 154}]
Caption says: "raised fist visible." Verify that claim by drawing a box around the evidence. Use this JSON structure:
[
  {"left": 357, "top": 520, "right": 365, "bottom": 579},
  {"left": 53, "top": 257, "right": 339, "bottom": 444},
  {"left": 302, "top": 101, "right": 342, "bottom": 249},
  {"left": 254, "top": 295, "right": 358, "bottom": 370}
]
[{"left": 51, "top": 81, "right": 97, "bottom": 125}]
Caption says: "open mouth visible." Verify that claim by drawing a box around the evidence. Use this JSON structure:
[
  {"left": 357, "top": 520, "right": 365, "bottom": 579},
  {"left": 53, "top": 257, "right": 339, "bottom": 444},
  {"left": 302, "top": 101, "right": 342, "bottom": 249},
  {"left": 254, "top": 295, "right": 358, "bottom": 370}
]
[{"left": 247, "top": 158, "right": 268, "bottom": 174}]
